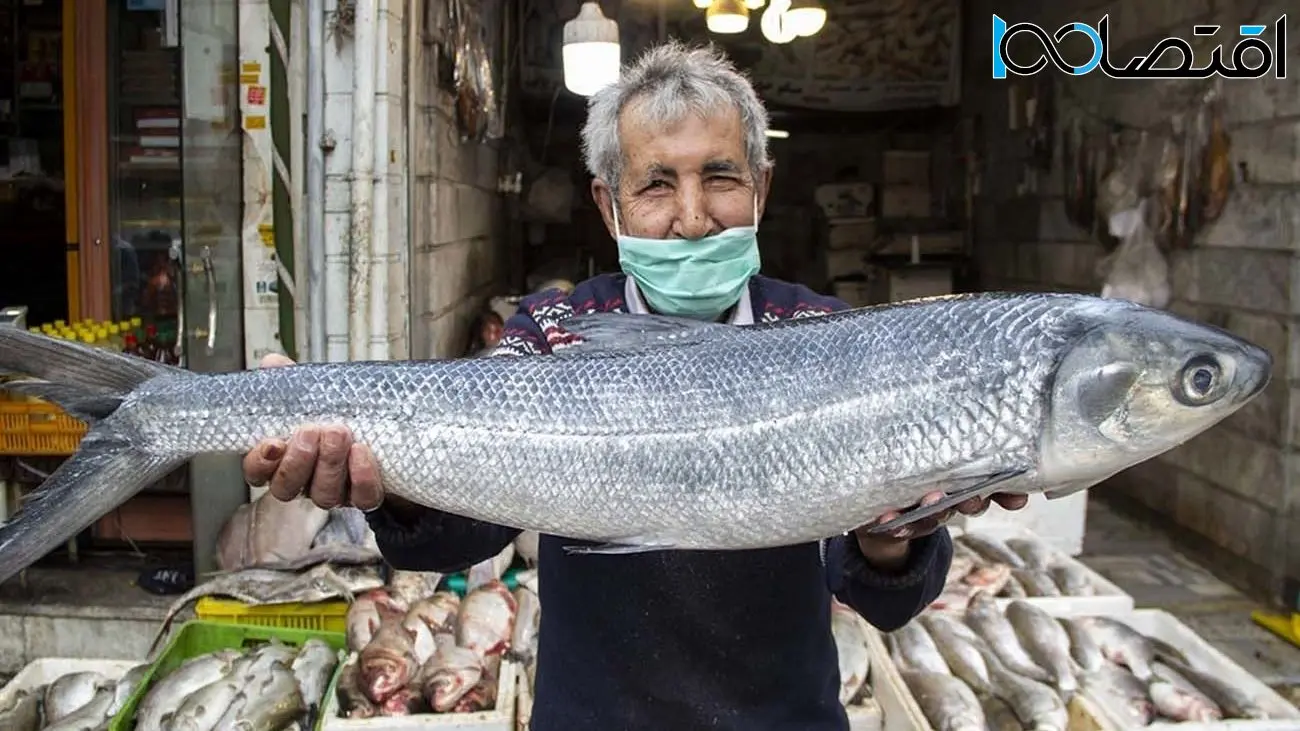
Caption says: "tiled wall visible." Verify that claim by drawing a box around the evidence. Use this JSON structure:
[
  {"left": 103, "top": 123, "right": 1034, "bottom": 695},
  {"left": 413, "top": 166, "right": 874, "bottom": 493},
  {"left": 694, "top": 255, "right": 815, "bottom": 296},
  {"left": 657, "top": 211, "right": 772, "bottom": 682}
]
[{"left": 962, "top": 0, "right": 1300, "bottom": 599}]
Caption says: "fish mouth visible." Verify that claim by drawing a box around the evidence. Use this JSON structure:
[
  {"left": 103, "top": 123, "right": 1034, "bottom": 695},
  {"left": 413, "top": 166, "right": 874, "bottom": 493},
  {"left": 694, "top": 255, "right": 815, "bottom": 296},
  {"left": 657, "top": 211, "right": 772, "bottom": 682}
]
[{"left": 1234, "top": 340, "right": 1273, "bottom": 401}]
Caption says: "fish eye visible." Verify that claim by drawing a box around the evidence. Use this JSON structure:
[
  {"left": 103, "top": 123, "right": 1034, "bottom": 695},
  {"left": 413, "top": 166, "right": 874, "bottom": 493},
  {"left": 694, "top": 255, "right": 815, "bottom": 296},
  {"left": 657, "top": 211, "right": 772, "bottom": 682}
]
[{"left": 1175, "top": 354, "right": 1222, "bottom": 406}]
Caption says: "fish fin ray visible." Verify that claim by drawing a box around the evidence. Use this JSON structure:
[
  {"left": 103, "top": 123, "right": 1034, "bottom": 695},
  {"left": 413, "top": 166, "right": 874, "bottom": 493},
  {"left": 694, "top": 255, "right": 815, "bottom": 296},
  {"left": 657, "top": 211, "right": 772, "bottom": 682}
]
[
  {"left": 2, "top": 379, "right": 122, "bottom": 423},
  {"left": 861, "top": 469, "right": 1029, "bottom": 536},
  {"left": 1044, "top": 479, "right": 1097, "bottom": 499},
  {"left": 0, "top": 326, "right": 186, "bottom": 396},
  {"left": 0, "top": 431, "right": 179, "bottom": 586},
  {"left": 557, "top": 313, "right": 732, "bottom": 353},
  {"left": 561, "top": 538, "right": 679, "bottom": 555}
]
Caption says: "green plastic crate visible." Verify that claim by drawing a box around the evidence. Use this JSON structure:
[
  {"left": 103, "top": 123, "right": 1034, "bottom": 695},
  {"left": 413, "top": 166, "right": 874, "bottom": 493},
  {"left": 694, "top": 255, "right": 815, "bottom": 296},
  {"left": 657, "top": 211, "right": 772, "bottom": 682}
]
[{"left": 107, "top": 620, "right": 348, "bottom": 731}]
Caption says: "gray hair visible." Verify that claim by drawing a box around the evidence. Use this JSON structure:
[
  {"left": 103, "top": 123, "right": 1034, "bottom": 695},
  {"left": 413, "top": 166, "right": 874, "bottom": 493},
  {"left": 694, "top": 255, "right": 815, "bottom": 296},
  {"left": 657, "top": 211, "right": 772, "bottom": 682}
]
[{"left": 580, "top": 40, "right": 772, "bottom": 193}]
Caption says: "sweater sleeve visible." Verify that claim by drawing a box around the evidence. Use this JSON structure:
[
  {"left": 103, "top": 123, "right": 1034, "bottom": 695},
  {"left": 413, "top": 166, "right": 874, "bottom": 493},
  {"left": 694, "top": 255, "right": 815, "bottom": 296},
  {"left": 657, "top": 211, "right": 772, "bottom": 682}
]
[
  {"left": 363, "top": 304, "right": 548, "bottom": 573},
  {"left": 826, "top": 528, "right": 953, "bottom": 631}
]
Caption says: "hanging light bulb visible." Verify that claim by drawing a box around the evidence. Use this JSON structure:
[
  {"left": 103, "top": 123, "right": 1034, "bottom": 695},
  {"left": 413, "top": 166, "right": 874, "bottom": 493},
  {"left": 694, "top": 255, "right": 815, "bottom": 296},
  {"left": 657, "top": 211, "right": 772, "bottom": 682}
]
[
  {"left": 786, "top": 0, "right": 826, "bottom": 37},
  {"left": 562, "top": 2, "right": 621, "bottom": 97},
  {"left": 759, "top": 0, "right": 795, "bottom": 43},
  {"left": 706, "top": 0, "right": 749, "bottom": 34},
  {"left": 744, "top": 0, "right": 766, "bottom": 8}
]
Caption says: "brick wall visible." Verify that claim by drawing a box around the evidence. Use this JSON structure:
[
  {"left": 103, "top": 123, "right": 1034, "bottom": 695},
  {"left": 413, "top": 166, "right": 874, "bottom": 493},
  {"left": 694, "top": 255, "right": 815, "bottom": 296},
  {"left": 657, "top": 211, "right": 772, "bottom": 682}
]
[
  {"left": 962, "top": 0, "right": 1299, "bottom": 599},
  {"left": 408, "top": 0, "right": 507, "bottom": 359}
]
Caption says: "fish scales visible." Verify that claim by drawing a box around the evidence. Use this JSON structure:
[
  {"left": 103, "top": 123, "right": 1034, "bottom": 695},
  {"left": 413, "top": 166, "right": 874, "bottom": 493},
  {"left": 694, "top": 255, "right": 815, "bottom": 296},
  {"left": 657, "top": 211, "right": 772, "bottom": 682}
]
[
  {"left": 80, "top": 296, "right": 1067, "bottom": 544},
  {"left": 0, "top": 292, "right": 1272, "bottom": 575}
]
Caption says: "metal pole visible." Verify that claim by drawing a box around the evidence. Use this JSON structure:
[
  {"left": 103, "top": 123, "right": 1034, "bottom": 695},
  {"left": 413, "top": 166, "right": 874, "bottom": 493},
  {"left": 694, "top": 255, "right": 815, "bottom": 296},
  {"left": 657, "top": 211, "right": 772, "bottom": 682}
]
[{"left": 306, "top": 0, "right": 327, "bottom": 361}]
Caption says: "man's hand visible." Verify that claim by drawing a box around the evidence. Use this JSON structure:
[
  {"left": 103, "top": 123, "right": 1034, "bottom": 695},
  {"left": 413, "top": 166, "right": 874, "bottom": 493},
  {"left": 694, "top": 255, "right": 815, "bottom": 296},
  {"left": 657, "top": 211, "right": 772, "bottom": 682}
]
[
  {"left": 853, "top": 491, "right": 1030, "bottom": 571},
  {"left": 241, "top": 353, "right": 389, "bottom": 512}
]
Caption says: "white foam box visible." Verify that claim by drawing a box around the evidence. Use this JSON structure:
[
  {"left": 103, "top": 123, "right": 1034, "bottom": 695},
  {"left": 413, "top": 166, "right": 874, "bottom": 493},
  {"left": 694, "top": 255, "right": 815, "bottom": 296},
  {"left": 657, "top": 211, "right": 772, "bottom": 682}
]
[
  {"left": 0, "top": 658, "right": 143, "bottom": 707},
  {"left": 950, "top": 524, "right": 1134, "bottom": 616},
  {"left": 952, "top": 489, "right": 1089, "bottom": 557},
  {"left": 832, "top": 280, "right": 873, "bottom": 308},
  {"left": 870, "top": 266, "right": 953, "bottom": 303},
  {"left": 882, "top": 150, "right": 931, "bottom": 187},
  {"left": 879, "top": 185, "right": 932, "bottom": 218},
  {"left": 826, "top": 217, "right": 878, "bottom": 250},
  {"left": 865, "top": 623, "right": 1108, "bottom": 731},
  {"left": 814, "top": 183, "right": 877, "bottom": 219},
  {"left": 824, "top": 247, "right": 870, "bottom": 280},
  {"left": 321, "top": 652, "right": 518, "bottom": 731},
  {"left": 1078, "top": 609, "right": 1300, "bottom": 731}
]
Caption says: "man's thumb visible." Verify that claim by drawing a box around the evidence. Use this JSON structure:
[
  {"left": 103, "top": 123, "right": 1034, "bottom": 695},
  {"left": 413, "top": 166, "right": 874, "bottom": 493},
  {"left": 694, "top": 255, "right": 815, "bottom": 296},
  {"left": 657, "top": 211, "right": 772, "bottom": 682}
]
[{"left": 259, "top": 352, "right": 297, "bottom": 368}]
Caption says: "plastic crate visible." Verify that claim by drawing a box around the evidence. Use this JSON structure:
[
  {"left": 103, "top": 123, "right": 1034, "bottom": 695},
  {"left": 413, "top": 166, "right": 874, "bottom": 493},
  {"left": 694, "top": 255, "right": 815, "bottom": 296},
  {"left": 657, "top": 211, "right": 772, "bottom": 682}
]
[
  {"left": 107, "top": 620, "right": 347, "bottom": 731},
  {"left": 195, "top": 597, "right": 350, "bottom": 633},
  {"left": 0, "top": 394, "right": 87, "bottom": 456}
]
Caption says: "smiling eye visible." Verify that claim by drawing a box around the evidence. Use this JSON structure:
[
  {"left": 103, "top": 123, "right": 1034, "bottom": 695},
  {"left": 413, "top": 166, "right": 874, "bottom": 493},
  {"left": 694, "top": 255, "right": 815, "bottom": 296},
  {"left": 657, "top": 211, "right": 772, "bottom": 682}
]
[{"left": 1176, "top": 355, "right": 1222, "bottom": 405}]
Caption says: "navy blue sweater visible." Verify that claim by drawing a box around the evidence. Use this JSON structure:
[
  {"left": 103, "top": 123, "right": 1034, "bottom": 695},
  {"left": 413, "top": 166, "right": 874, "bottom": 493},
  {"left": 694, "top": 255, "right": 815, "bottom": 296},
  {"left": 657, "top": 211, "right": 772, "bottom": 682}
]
[{"left": 366, "top": 273, "right": 951, "bottom": 730}]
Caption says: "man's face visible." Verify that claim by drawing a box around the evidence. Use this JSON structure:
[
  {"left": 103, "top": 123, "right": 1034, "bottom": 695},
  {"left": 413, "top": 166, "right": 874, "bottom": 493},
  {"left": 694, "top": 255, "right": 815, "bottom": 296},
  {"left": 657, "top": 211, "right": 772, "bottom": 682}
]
[
  {"left": 594, "top": 103, "right": 770, "bottom": 241},
  {"left": 482, "top": 317, "right": 504, "bottom": 348}
]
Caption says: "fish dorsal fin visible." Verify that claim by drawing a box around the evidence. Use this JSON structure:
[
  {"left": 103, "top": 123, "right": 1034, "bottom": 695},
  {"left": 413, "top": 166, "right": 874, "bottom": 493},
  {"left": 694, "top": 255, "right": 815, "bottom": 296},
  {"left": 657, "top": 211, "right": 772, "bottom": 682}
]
[{"left": 556, "top": 313, "right": 734, "bottom": 354}]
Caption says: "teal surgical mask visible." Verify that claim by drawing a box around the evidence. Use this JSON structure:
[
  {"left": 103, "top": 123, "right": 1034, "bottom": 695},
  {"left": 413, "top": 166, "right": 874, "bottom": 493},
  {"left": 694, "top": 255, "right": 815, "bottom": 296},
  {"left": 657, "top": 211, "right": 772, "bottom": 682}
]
[{"left": 612, "top": 194, "right": 762, "bottom": 321}]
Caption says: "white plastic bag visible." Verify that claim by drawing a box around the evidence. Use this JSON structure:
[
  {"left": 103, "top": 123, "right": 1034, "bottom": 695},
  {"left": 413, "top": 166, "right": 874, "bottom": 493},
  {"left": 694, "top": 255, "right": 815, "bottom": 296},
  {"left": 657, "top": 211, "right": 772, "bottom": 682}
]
[{"left": 1098, "top": 199, "right": 1172, "bottom": 309}]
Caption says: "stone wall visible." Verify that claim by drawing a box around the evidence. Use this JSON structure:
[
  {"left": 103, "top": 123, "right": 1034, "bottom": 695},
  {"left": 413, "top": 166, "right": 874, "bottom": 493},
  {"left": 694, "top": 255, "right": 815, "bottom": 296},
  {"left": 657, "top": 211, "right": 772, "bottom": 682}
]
[{"left": 961, "top": 0, "right": 1299, "bottom": 600}]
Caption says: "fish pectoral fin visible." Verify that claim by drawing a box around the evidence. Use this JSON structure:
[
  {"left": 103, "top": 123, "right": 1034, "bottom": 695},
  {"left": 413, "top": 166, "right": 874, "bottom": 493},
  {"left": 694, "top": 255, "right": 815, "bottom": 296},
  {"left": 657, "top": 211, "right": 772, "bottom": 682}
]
[
  {"left": 556, "top": 312, "right": 732, "bottom": 353},
  {"left": 1043, "top": 479, "right": 1096, "bottom": 499},
  {"left": 561, "top": 537, "right": 679, "bottom": 555},
  {"left": 860, "top": 469, "right": 1029, "bottom": 536}
]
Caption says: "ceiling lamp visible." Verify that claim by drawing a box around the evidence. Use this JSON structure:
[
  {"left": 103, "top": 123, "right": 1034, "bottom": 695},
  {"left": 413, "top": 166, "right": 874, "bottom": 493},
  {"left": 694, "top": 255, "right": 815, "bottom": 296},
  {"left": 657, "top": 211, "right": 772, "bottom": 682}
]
[
  {"left": 744, "top": 0, "right": 766, "bottom": 7},
  {"left": 562, "top": 2, "right": 621, "bottom": 97},
  {"left": 706, "top": 0, "right": 749, "bottom": 34},
  {"left": 693, "top": 0, "right": 710, "bottom": 7},
  {"left": 786, "top": 0, "right": 826, "bottom": 37},
  {"left": 760, "top": 0, "right": 796, "bottom": 43}
]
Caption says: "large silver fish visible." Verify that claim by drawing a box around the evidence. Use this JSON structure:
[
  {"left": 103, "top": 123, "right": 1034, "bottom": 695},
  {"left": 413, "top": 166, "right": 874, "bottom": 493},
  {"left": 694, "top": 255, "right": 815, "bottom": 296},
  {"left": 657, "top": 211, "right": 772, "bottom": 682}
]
[{"left": 0, "top": 292, "right": 1271, "bottom": 581}]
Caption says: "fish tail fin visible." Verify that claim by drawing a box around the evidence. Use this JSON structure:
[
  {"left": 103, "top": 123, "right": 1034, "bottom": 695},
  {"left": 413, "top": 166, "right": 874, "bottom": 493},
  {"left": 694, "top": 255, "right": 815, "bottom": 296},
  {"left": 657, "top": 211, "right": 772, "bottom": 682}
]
[
  {"left": 0, "top": 323, "right": 187, "bottom": 398},
  {"left": 0, "top": 431, "right": 180, "bottom": 584},
  {"left": 0, "top": 328, "right": 191, "bottom": 584}
]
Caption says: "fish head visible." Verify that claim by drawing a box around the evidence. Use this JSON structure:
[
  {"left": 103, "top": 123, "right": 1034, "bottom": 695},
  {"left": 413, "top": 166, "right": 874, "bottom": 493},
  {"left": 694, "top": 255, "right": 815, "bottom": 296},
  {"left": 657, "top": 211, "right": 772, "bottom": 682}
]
[{"left": 1041, "top": 301, "right": 1272, "bottom": 486}]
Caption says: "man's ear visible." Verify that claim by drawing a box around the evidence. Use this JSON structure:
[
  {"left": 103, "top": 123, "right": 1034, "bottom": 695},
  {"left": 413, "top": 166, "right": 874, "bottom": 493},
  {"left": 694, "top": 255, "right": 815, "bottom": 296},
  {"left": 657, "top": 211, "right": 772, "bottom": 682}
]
[
  {"left": 592, "top": 179, "right": 616, "bottom": 238},
  {"left": 756, "top": 165, "right": 774, "bottom": 222}
]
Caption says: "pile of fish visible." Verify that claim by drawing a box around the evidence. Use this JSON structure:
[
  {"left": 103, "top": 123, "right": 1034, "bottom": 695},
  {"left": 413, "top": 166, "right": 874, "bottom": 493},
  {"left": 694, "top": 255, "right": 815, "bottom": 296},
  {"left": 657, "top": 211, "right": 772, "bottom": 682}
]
[
  {"left": 889, "top": 593, "right": 1280, "bottom": 731},
  {"left": 335, "top": 566, "right": 538, "bottom": 719},
  {"left": 932, "top": 532, "right": 1101, "bottom": 612},
  {"left": 130, "top": 637, "right": 340, "bottom": 731},
  {"left": 0, "top": 663, "right": 148, "bottom": 731}
]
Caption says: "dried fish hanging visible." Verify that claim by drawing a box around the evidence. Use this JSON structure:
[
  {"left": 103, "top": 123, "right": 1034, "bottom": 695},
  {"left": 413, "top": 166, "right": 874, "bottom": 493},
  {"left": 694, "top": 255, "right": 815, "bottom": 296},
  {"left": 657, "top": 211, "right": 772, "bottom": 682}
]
[
  {"left": 448, "top": 0, "right": 500, "bottom": 144},
  {"left": 1059, "top": 82, "right": 1230, "bottom": 255},
  {"left": 1200, "top": 91, "right": 1232, "bottom": 224}
]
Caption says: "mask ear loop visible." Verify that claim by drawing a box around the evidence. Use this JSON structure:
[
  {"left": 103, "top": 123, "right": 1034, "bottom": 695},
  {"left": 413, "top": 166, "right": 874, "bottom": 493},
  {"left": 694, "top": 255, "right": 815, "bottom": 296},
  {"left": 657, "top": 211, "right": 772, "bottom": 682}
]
[
  {"left": 752, "top": 192, "right": 759, "bottom": 231},
  {"left": 610, "top": 187, "right": 622, "bottom": 238}
]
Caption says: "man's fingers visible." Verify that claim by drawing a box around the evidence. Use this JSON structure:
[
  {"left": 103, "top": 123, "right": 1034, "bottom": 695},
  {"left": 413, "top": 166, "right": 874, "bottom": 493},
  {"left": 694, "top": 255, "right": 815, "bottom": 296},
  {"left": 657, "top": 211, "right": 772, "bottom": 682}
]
[
  {"left": 918, "top": 491, "right": 944, "bottom": 507},
  {"left": 244, "top": 439, "right": 286, "bottom": 487},
  {"left": 309, "top": 425, "right": 353, "bottom": 509},
  {"left": 955, "top": 496, "right": 987, "bottom": 515},
  {"left": 259, "top": 353, "right": 296, "bottom": 368},
  {"left": 269, "top": 427, "right": 321, "bottom": 501},
  {"left": 348, "top": 444, "right": 383, "bottom": 511},
  {"left": 993, "top": 493, "right": 1030, "bottom": 510}
]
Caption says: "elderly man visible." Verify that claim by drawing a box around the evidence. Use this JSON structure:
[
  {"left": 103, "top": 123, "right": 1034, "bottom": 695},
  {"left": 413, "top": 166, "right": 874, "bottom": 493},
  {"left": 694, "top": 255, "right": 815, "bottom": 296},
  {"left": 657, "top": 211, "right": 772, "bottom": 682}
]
[{"left": 246, "top": 41, "right": 1028, "bottom": 730}]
